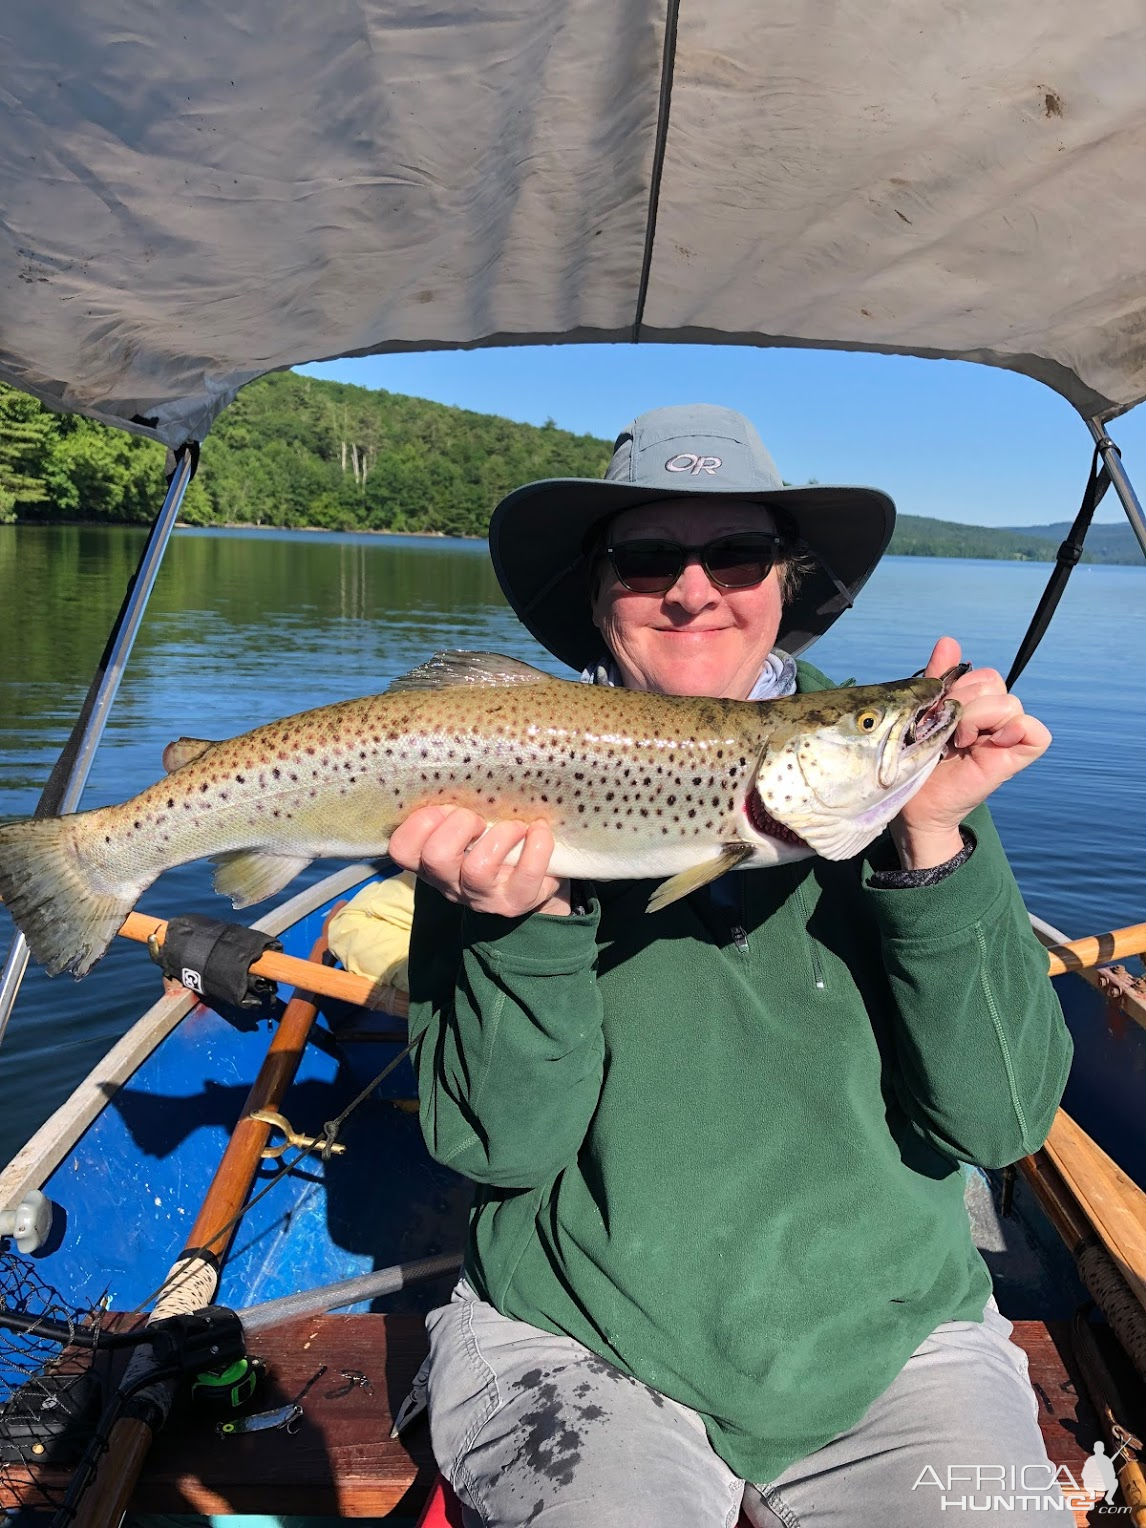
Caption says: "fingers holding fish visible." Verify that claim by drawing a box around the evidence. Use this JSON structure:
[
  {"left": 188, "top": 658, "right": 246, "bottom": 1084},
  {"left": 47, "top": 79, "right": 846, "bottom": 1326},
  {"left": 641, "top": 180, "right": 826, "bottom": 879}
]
[
  {"left": 389, "top": 805, "right": 567, "bottom": 917},
  {"left": 920, "top": 636, "right": 1049, "bottom": 762},
  {"left": 950, "top": 689, "right": 1040, "bottom": 753},
  {"left": 895, "top": 689, "right": 1051, "bottom": 850}
]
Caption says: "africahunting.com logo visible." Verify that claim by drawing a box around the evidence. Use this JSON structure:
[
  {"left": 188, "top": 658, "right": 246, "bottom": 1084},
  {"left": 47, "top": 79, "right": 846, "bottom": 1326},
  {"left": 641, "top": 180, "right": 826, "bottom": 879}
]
[{"left": 912, "top": 1443, "right": 1127, "bottom": 1512}]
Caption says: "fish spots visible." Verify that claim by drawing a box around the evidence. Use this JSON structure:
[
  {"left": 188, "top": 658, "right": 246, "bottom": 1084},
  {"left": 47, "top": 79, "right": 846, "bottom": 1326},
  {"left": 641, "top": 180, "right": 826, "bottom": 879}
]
[
  {"left": 235, "top": 774, "right": 245, "bottom": 784},
  {"left": 199, "top": 783, "right": 208, "bottom": 794},
  {"left": 166, "top": 797, "right": 175, "bottom": 810}
]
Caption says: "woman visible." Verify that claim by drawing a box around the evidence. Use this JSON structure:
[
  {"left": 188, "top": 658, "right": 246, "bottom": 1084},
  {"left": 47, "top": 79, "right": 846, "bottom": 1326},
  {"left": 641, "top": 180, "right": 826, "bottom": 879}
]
[{"left": 390, "top": 405, "right": 1072, "bottom": 1526}]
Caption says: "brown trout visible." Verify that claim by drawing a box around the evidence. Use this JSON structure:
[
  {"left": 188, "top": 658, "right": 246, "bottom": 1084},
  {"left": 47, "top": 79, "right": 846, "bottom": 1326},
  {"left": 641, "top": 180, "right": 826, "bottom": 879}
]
[{"left": 0, "top": 652, "right": 962, "bottom": 977}]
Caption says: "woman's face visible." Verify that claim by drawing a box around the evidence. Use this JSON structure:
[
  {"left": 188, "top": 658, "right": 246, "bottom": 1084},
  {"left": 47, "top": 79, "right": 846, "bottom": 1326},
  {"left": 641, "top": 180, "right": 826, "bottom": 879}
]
[{"left": 590, "top": 497, "right": 785, "bottom": 700}]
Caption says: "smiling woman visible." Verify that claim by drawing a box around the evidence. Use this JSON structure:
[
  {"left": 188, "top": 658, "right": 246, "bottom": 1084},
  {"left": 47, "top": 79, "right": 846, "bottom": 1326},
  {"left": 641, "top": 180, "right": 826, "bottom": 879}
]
[
  {"left": 590, "top": 499, "right": 789, "bottom": 698},
  {"left": 390, "top": 402, "right": 1073, "bottom": 1527}
]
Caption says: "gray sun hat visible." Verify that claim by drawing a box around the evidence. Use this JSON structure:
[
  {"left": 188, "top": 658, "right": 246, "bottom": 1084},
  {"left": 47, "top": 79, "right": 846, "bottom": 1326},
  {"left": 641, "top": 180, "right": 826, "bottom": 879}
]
[{"left": 488, "top": 404, "right": 896, "bottom": 672}]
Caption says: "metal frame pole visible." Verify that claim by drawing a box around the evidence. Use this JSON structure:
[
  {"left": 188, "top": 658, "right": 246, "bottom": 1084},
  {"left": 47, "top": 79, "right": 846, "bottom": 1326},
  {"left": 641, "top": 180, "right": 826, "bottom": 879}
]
[
  {"left": 1087, "top": 417, "right": 1146, "bottom": 561},
  {"left": 0, "top": 448, "right": 197, "bottom": 1051}
]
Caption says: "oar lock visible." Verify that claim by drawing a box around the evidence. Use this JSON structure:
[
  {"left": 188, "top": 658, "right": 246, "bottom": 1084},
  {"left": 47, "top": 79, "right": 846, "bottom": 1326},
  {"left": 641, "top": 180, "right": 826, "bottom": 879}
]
[{"left": 248, "top": 1109, "right": 347, "bottom": 1159}]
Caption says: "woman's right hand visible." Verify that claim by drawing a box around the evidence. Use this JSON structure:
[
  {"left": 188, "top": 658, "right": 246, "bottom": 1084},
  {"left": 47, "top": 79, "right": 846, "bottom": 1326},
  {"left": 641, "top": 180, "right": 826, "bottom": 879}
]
[{"left": 388, "top": 805, "right": 572, "bottom": 917}]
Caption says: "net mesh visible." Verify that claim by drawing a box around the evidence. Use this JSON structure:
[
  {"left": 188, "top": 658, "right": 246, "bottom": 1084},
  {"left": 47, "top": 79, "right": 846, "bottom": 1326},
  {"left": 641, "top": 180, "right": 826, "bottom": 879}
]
[{"left": 0, "top": 1252, "right": 110, "bottom": 1515}]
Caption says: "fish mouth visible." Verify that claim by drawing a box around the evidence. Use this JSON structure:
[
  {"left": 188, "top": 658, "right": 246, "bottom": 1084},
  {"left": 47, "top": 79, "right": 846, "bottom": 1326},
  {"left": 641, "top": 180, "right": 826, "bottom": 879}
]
[
  {"left": 877, "top": 674, "right": 964, "bottom": 789},
  {"left": 745, "top": 789, "right": 809, "bottom": 849},
  {"left": 905, "top": 694, "right": 959, "bottom": 750}
]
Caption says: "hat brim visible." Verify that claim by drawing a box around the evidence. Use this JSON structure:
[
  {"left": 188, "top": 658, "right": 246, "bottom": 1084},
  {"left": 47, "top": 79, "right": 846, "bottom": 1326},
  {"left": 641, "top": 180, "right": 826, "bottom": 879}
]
[{"left": 488, "top": 477, "right": 896, "bottom": 672}]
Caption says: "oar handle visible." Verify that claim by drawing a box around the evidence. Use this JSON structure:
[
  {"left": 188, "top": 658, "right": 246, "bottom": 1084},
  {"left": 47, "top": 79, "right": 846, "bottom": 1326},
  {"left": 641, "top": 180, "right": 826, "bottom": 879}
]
[
  {"left": 1045, "top": 921, "right": 1146, "bottom": 977},
  {"left": 118, "top": 909, "right": 409, "bottom": 1018}
]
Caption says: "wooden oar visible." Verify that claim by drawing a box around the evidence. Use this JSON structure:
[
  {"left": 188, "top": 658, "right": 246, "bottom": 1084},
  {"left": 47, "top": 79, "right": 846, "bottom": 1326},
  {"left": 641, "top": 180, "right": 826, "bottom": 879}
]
[
  {"left": 1042, "top": 1109, "right": 1146, "bottom": 1312},
  {"left": 6, "top": 895, "right": 1141, "bottom": 1009},
  {"left": 1045, "top": 921, "right": 1146, "bottom": 977},
  {"left": 118, "top": 908, "right": 410, "bottom": 1019},
  {"left": 73, "top": 921, "right": 341, "bottom": 1528},
  {"left": 101, "top": 907, "right": 1146, "bottom": 1002}
]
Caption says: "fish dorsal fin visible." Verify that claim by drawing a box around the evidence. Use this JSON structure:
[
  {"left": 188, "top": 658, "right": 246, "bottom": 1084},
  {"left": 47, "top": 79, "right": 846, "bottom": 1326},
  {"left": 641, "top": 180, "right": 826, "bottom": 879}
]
[
  {"left": 386, "top": 651, "right": 553, "bottom": 693},
  {"left": 162, "top": 737, "right": 220, "bottom": 773},
  {"left": 646, "top": 844, "right": 755, "bottom": 914}
]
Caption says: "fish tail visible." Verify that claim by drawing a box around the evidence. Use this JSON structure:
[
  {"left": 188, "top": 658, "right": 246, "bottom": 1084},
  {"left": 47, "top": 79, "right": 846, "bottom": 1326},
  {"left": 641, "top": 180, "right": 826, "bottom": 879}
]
[{"left": 0, "top": 815, "right": 145, "bottom": 978}]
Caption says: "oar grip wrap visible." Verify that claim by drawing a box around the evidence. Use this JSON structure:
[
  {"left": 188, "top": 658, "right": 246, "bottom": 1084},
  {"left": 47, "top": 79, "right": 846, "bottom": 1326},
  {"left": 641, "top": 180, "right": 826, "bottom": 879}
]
[{"left": 149, "top": 915, "right": 282, "bottom": 1010}]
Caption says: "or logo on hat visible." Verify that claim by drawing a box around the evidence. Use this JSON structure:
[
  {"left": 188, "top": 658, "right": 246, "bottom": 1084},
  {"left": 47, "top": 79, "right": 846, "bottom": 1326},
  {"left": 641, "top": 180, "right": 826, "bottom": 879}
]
[{"left": 665, "top": 453, "right": 722, "bottom": 475}]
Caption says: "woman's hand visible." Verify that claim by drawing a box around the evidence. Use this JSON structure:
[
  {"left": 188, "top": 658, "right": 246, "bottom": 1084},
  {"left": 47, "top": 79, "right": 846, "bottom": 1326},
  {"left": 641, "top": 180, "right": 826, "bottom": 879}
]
[
  {"left": 891, "top": 636, "right": 1052, "bottom": 870},
  {"left": 388, "top": 804, "right": 572, "bottom": 917}
]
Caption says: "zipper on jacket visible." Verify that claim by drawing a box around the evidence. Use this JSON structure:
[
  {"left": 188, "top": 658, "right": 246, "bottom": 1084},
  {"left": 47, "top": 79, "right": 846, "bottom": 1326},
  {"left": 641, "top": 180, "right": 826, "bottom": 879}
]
[
  {"left": 795, "top": 880, "right": 826, "bottom": 990},
  {"left": 729, "top": 877, "right": 749, "bottom": 952}
]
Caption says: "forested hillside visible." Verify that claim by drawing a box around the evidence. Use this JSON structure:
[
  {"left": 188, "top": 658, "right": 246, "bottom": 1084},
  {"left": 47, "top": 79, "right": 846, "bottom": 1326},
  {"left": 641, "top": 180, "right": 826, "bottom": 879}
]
[
  {"left": 0, "top": 372, "right": 608, "bottom": 535},
  {"left": 0, "top": 371, "right": 1138, "bottom": 560}
]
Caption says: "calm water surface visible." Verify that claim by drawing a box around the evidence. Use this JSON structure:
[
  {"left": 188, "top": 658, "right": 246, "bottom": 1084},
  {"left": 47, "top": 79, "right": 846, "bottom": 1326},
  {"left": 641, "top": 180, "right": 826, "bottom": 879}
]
[{"left": 0, "top": 524, "right": 1142, "bottom": 1160}]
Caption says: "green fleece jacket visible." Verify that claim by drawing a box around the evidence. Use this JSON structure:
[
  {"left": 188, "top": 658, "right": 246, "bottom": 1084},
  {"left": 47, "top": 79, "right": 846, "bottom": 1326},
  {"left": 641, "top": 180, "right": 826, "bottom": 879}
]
[{"left": 407, "top": 662, "right": 1072, "bottom": 1484}]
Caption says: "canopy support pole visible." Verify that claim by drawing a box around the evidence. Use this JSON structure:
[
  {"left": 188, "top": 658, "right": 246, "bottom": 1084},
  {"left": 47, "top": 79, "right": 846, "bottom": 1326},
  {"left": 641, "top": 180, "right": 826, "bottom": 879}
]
[
  {"left": 0, "top": 446, "right": 197, "bottom": 1053},
  {"left": 1087, "top": 417, "right": 1146, "bottom": 560}
]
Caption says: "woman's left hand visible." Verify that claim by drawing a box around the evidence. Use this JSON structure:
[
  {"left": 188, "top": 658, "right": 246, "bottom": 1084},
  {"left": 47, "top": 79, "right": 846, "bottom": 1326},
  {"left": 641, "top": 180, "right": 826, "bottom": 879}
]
[{"left": 890, "top": 636, "right": 1052, "bottom": 870}]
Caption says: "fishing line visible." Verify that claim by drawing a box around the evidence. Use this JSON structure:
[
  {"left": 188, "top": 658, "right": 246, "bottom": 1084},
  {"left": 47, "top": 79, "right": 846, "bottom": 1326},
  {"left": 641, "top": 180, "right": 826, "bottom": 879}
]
[{"left": 125, "top": 1041, "right": 416, "bottom": 1319}]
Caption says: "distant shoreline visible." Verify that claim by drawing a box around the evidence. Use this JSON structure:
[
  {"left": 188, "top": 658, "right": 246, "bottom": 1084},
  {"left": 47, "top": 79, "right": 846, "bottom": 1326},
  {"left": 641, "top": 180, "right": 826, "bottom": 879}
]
[
  {"left": 3, "top": 518, "right": 1142, "bottom": 564},
  {"left": 175, "top": 521, "right": 483, "bottom": 540}
]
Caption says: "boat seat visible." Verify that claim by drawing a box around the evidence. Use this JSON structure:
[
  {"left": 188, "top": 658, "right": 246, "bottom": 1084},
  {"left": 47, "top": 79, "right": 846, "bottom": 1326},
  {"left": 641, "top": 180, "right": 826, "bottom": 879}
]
[{"left": 0, "top": 1315, "right": 1104, "bottom": 1524}]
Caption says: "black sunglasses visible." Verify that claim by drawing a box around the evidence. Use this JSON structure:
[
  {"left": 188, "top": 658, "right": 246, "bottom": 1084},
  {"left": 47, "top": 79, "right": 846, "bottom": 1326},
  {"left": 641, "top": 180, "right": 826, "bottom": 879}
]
[{"left": 606, "top": 532, "right": 788, "bottom": 594}]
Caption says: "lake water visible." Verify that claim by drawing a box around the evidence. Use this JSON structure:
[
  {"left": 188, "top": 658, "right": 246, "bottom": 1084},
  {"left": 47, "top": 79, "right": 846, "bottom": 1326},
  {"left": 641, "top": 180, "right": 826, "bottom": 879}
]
[{"left": 0, "top": 523, "right": 1143, "bottom": 1162}]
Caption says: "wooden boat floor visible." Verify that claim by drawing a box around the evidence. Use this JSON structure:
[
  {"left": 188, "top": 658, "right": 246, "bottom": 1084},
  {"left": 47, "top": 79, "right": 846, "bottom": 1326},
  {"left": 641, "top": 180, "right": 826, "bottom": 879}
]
[{"left": 0, "top": 1315, "right": 1114, "bottom": 1523}]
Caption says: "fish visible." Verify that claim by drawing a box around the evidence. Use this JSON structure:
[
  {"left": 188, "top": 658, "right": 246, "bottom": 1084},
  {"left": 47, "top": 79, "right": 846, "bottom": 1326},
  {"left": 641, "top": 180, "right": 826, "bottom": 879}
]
[{"left": 0, "top": 651, "right": 964, "bottom": 978}]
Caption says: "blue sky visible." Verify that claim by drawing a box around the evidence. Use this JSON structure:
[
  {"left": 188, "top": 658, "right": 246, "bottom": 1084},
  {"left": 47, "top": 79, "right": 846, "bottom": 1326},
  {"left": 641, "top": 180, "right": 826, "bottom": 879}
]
[{"left": 298, "top": 344, "right": 1146, "bottom": 531}]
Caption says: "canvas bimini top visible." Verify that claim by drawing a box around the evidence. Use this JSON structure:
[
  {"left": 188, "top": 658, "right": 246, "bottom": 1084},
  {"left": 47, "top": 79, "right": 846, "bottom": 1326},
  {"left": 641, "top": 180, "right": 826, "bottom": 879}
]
[{"left": 2, "top": 0, "right": 1146, "bottom": 445}]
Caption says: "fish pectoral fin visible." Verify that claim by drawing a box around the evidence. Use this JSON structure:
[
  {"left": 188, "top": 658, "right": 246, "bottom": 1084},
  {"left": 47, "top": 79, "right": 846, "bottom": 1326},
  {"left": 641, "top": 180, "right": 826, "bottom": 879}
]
[
  {"left": 210, "top": 850, "right": 313, "bottom": 909},
  {"left": 645, "top": 845, "right": 755, "bottom": 914},
  {"left": 386, "top": 651, "right": 552, "bottom": 693},
  {"left": 162, "top": 736, "right": 221, "bottom": 773}
]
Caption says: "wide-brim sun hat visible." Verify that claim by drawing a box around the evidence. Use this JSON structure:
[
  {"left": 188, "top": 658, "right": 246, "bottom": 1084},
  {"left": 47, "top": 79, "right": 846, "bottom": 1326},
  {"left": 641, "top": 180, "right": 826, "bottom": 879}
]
[{"left": 489, "top": 403, "right": 896, "bottom": 671}]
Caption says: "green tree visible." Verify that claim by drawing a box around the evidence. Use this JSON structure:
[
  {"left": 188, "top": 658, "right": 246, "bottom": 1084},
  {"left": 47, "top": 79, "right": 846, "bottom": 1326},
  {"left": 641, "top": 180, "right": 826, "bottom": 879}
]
[{"left": 0, "top": 386, "right": 70, "bottom": 521}]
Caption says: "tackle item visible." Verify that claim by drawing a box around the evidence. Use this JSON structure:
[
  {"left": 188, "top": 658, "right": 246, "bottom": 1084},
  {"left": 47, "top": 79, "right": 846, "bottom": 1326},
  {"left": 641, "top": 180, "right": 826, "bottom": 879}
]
[
  {"left": 217, "top": 1402, "right": 301, "bottom": 1438},
  {"left": 0, "top": 653, "right": 962, "bottom": 978},
  {"left": 190, "top": 1356, "right": 260, "bottom": 1415}
]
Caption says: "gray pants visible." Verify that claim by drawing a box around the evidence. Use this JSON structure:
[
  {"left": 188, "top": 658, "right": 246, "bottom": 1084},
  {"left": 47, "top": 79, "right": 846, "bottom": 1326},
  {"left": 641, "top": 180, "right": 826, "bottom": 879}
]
[{"left": 423, "top": 1280, "right": 1065, "bottom": 1527}]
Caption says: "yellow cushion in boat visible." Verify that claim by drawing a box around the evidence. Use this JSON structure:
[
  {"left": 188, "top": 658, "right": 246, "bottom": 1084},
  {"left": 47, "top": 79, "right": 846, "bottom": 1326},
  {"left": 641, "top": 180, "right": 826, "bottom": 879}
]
[{"left": 328, "top": 873, "right": 416, "bottom": 992}]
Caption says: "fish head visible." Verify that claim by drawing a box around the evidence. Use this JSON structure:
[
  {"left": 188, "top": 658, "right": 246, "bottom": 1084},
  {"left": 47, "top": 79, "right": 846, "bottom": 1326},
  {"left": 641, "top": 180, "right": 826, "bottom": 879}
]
[{"left": 743, "top": 668, "right": 964, "bottom": 860}]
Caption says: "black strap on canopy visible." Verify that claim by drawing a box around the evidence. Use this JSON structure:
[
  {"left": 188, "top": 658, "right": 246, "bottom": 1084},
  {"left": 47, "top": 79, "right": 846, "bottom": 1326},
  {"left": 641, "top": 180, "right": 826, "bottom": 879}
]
[{"left": 1005, "top": 443, "right": 1114, "bottom": 689}]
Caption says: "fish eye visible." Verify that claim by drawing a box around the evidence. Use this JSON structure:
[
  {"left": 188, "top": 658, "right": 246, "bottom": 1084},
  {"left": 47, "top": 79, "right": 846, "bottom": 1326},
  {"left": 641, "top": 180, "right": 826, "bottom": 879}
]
[{"left": 856, "top": 709, "right": 881, "bottom": 732}]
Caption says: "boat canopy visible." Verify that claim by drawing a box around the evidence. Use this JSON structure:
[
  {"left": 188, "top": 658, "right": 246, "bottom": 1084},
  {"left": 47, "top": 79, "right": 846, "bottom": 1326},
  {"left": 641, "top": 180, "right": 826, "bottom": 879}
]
[{"left": 3, "top": 1, "right": 1146, "bottom": 445}]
